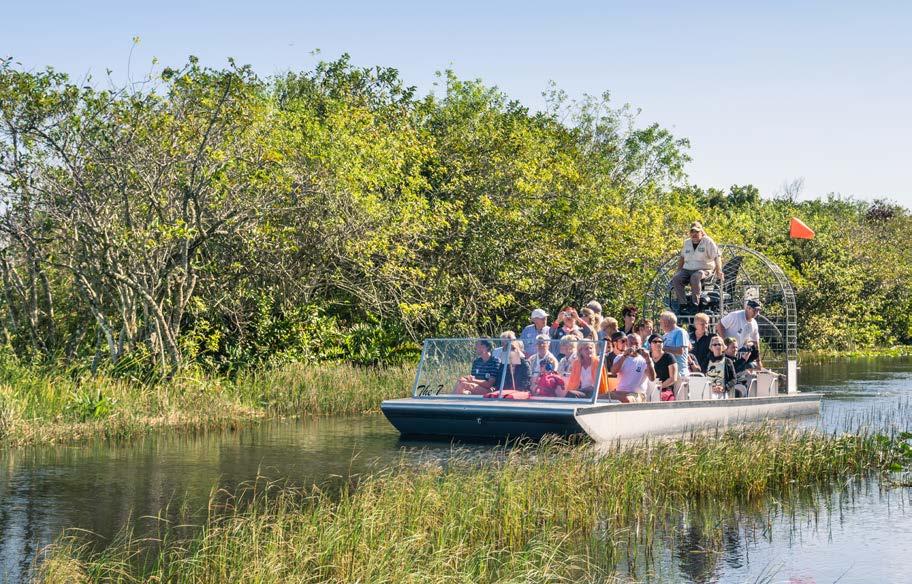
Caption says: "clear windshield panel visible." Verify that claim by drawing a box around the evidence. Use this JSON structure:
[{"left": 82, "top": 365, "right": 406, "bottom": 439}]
[{"left": 412, "top": 337, "right": 606, "bottom": 403}]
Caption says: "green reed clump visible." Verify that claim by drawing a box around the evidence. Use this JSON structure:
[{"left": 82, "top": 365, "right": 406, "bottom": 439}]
[
  {"left": 0, "top": 361, "right": 413, "bottom": 447},
  {"left": 37, "top": 426, "right": 908, "bottom": 583}
]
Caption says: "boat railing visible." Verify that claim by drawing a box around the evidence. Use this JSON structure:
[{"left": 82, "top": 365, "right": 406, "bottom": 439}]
[{"left": 411, "top": 337, "right": 609, "bottom": 405}]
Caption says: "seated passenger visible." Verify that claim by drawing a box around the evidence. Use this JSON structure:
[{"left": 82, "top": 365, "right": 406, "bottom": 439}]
[
  {"left": 609, "top": 333, "right": 655, "bottom": 403},
  {"left": 566, "top": 341, "right": 609, "bottom": 398},
  {"left": 580, "top": 307, "right": 601, "bottom": 332},
  {"left": 497, "top": 340, "right": 532, "bottom": 391},
  {"left": 528, "top": 334, "right": 559, "bottom": 384},
  {"left": 520, "top": 309, "right": 550, "bottom": 358},
  {"left": 598, "top": 317, "right": 619, "bottom": 343},
  {"left": 492, "top": 330, "right": 517, "bottom": 361},
  {"left": 533, "top": 361, "right": 567, "bottom": 397},
  {"left": 724, "top": 337, "right": 760, "bottom": 376},
  {"left": 621, "top": 305, "right": 638, "bottom": 335},
  {"left": 454, "top": 339, "right": 501, "bottom": 395},
  {"left": 706, "top": 335, "right": 737, "bottom": 398},
  {"left": 604, "top": 331, "right": 627, "bottom": 369},
  {"left": 634, "top": 319, "right": 654, "bottom": 343},
  {"left": 689, "top": 312, "right": 712, "bottom": 373},
  {"left": 556, "top": 335, "right": 578, "bottom": 379},
  {"left": 724, "top": 336, "right": 757, "bottom": 396},
  {"left": 549, "top": 307, "right": 593, "bottom": 355},
  {"left": 647, "top": 334, "right": 677, "bottom": 396}
]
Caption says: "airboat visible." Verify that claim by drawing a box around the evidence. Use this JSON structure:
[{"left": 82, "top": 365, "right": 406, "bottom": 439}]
[{"left": 381, "top": 245, "right": 821, "bottom": 442}]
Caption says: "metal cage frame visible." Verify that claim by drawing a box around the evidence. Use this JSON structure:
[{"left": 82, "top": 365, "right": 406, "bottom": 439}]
[{"left": 641, "top": 244, "right": 798, "bottom": 388}]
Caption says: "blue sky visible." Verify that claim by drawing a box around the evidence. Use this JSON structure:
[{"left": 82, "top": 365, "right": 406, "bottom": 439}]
[{"left": 4, "top": 1, "right": 910, "bottom": 206}]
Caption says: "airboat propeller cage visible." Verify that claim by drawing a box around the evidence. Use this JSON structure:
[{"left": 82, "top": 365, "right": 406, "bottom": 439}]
[{"left": 642, "top": 244, "right": 799, "bottom": 393}]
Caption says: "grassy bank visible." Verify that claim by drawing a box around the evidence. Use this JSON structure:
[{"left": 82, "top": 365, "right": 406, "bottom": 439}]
[
  {"left": 0, "top": 362, "right": 413, "bottom": 447},
  {"left": 37, "top": 426, "right": 912, "bottom": 583},
  {"left": 799, "top": 345, "right": 912, "bottom": 363},
  {"left": 3, "top": 346, "right": 912, "bottom": 448}
]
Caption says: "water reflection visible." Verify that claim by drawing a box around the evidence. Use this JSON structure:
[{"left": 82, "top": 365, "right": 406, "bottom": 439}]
[
  {"left": 641, "top": 478, "right": 912, "bottom": 583},
  {"left": 0, "top": 357, "right": 910, "bottom": 582}
]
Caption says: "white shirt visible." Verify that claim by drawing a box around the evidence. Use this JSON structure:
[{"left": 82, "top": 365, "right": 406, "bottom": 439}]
[
  {"left": 681, "top": 235, "right": 720, "bottom": 271},
  {"left": 719, "top": 310, "right": 760, "bottom": 347},
  {"left": 579, "top": 363, "right": 595, "bottom": 390},
  {"left": 617, "top": 355, "right": 648, "bottom": 393}
]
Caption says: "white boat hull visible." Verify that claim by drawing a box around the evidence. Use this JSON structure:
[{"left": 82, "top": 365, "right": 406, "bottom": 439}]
[{"left": 574, "top": 393, "right": 821, "bottom": 442}]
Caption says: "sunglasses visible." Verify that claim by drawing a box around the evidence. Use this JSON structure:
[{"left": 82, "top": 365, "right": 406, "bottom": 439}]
[
  {"left": 710, "top": 343, "right": 723, "bottom": 347},
  {"left": 650, "top": 340, "right": 663, "bottom": 344}
]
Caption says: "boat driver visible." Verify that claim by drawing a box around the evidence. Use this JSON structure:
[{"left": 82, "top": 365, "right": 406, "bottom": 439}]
[{"left": 672, "top": 221, "right": 723, "bottom": 314}]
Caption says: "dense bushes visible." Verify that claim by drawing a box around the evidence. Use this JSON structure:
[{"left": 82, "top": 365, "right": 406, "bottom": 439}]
[{"left": 1, "top": 55, "right": 909, "bottom": 373}]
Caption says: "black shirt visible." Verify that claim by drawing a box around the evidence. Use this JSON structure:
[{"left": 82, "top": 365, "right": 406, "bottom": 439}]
[
  {"left": 497, "top": 361, "right": 532, "bottom": 391},
  {"left": 605, "top": 351, "right": 623, "bottom": 369},
  {"left": 690, "top": 331, "right": 712, "bottom": 373},
  {"left": 652, "top": 352, "right": 676, "bottom": 383}
]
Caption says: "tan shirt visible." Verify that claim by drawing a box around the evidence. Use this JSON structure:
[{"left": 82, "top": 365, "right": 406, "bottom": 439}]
[{"left": 681, "top": 235, "right": 720, "bottom": 271}]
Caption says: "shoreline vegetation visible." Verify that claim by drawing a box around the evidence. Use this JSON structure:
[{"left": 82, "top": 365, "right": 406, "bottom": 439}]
[
  {"left": 0, "top": 349, "right": 909, "bottom": 448},
  {"left": 0, "top": 362, "right": 412, "bottom": 448},
  {"left": 37, "top": 425, "right": 912, "bottom": 583},
  {"left": 3, "top": 56, "right": 912, "bottom": 385}
]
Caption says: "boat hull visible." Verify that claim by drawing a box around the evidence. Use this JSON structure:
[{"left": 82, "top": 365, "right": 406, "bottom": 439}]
[
  {"left": 574, "top": 393, "right": 822, "bottom": 442},
  {"left": 381, "top": 398, "right": 582, "bottom": 440},
  {"left": 382, "top": 393, "right": 822, "bottom": 442}
]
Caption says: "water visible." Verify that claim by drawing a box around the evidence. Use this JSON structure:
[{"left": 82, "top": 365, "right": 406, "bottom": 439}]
[{"left": 1, "top": 358, "right": 910, "bottom": 583}]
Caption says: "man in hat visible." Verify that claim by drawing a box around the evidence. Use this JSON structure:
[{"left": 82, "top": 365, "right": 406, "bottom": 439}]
[
  {"left": 672, "top": 221, "right": 723, "bottom": 313},
  {"left": 520, "top": 308, "right": 550, "bottom": 358},
  {"left": 716, "top": 299, "right": 764, "bottom": 368}
]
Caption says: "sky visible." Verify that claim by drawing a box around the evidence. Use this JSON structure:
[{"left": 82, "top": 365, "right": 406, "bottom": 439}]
[{"left": 3, "top": 0, "right": 911, "bottom": 206}]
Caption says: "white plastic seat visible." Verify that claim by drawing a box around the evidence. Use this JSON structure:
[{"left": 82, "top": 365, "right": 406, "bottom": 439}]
[
  {"left": 755, "top": 370, "right": 778, "bottom": 397},
  {"left": 644, "top": 380, "right": 659, "bottom": 402},
  {"left": 674, "top": 378, "right": 689, "bottom": 401},
  {"left": 745, "top": 378, "right": 757, "bottom": 398},
  {"left": 687, "top": 374, "right": 711, "bottom": 400}
]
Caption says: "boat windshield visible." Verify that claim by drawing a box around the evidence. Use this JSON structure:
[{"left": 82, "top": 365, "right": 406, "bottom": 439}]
[{"left": 411, "top": 337, "right": 607, "bottom": 403}]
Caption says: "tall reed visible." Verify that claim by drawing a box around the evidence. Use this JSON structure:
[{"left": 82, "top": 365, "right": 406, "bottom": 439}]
[
  {"left": 37, "top": 425, "right": 910, "bottom": 583},
  {"left": 0, "top": 362, "right": 413, "bottom": 447}
]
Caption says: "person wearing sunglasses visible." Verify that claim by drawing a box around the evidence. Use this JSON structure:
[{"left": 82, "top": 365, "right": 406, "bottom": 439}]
[
  {"left": 604, "top": 330, "right": 628, "bottom": 369},
  {"left": 716, "top": 299, "right": 764, "bottom": 369},
  {"left": 647, "top": 334, "right": 677, "bottom": 397},
  {"left": 706, "top": 334, "right": 737, "bottom": 398}
]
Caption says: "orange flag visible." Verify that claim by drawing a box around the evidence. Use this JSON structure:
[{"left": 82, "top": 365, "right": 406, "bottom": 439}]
[{"left": 789, "top": 217, "right": 815, "bottom": 239}]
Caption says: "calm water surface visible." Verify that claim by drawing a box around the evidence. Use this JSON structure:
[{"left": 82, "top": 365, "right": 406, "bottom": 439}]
[{"left": 1, "top": 358, "right": 910, "bottom": 583}]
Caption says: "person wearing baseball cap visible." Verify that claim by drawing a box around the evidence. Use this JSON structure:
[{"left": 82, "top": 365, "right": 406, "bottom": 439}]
[
  {"left": 520, "top": 308, "right": 550, "bottom": 358},
  {"left": 605, "top": 330, "right": 628, "bottom": 369},
  {"left": 715, "top": 299, "right": 764, "bottom": 369},
  {"left": 672, "top": 221, "right": 723, "bottom": 314}
]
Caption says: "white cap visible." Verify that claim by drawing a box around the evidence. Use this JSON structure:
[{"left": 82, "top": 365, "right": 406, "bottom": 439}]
[{"left": 531, "top": 308, "right": 548, "bottom": 320}]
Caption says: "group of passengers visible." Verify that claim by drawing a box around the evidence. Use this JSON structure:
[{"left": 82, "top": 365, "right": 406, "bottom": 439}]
[
  {"left": 456, "top": 298, "right": 763, "bottom": 403},
  {"left": 454, "top": 221, "right": 766, "bottom": 403}
]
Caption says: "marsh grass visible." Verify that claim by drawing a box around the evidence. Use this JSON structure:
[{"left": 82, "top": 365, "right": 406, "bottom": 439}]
[
  {"left": 0, "top": 362, "right": 413, "bottom": 447},
  {"left": 37, "top": 425, "right": 911, "bottom": 583}
]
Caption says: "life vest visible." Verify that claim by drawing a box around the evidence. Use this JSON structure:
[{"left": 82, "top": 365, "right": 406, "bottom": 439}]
[{"left": 484, "top": 390, "right": 531, "bottom": 400}]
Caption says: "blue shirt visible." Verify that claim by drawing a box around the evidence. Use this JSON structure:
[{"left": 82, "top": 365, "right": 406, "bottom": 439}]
[
  {"left": 663, "top": 326, "right": 690, "bottom": 378},
  {"left": 471, "top": 355, "right": 501, "bottom": 383}
]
